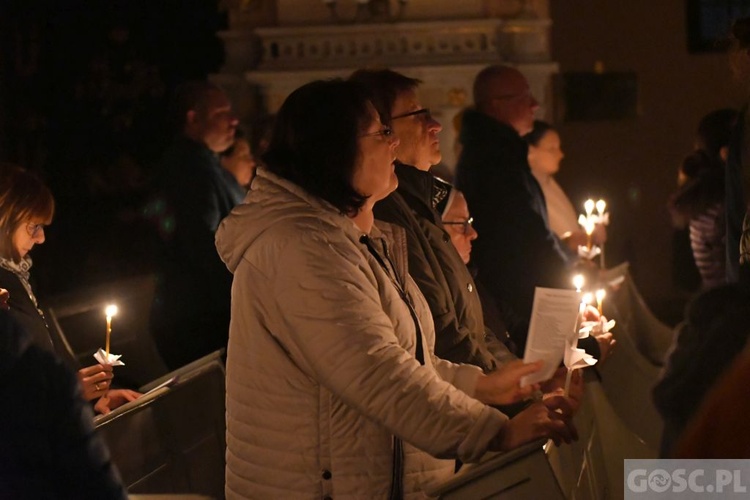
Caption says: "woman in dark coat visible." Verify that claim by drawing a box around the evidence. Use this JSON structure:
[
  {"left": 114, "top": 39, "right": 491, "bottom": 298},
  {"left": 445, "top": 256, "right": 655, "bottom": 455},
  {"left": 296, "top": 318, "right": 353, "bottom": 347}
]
[{"left": 0, "top": 164, "right": 139, "bottom": 413}]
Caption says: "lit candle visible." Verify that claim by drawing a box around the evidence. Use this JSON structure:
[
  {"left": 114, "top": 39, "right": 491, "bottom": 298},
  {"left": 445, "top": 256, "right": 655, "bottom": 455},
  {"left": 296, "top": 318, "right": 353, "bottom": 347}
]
[
  {"left": 579, "top": 214, "right": 594, "bottom": 249},
  {"left": 564, "top": 367, "right": 573, "bottom": 397},
  {"left": 596, "top": 199, "right": 606, "bottom": 217},
  {"left": 584, "top": 199, "right": 595, "bottom": 217},
  {"left": 105, "top": 304, "right": 118, "bottom": 357},
  {"left": 582, "top": 292, "right": 593, "bottom": 305},
  {"left": 595, "top": 289, "right": 606, "bottom": 315},
  {"left": 596, "top": 199, "right": 607, "bottom": 268},
  {"left": 573, "top": 274, "right": 585, "bottom": 292}
]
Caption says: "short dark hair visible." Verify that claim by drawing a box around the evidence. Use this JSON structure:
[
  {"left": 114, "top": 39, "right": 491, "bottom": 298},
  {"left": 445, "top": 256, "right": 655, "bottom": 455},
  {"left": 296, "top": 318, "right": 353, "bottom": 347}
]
[
  {"left": 0, "top": 164, "right": 55, "bottom": 261},
  {"left": 696, "top": 108, "right": 738, "bottom": 161},
  {"left": 348, "top": 69, "right": 421, "bottom": 123},
  {"left": 525, "top": 120, "right": 556, "bottom": 146},
  {"left": 170, "top": 80, "right": 223, "bottom": 132},
  {"left": 262, "top": 79, "right": 374, "bottom": 216}
]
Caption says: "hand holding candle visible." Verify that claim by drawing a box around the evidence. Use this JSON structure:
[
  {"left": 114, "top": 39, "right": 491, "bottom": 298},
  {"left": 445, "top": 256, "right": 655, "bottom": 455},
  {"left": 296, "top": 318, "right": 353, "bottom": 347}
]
[{"left": 94, "top": 304, "right": 125, "bottom": 367}]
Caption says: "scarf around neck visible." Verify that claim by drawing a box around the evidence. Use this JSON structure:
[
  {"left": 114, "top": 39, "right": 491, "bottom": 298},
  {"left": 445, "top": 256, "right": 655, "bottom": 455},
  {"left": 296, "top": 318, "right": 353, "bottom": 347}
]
[{"left": 0, "top": 256, "right": 42, "bottom": 313}]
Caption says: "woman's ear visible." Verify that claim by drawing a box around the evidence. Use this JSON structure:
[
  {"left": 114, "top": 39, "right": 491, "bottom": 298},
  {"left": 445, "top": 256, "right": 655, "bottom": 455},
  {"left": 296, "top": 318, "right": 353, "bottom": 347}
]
[{"left": 720, "top": 145, "right": 729, "bottom": 163}]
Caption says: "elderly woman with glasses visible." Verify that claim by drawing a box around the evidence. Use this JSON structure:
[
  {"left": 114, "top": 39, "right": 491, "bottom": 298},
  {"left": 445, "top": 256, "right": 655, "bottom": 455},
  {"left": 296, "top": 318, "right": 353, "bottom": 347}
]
[
  {"left": 0, "top": 164, "right": 140, "bottom": 414},
  {"left": 216, "top": 79, "right": 576, "bottom": 499}
]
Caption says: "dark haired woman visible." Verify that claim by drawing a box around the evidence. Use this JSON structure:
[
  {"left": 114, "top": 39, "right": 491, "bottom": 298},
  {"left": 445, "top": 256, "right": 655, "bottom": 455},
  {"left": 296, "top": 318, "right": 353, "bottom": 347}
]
[
  {"left": 526, "top": 120, "right": 606, "bottom": 253},
  {"left": 216, "top": 80, "right": 577, "bottom": 498},
  {"left": 0, "top": 164, "right": 140, "bottom": 414}
]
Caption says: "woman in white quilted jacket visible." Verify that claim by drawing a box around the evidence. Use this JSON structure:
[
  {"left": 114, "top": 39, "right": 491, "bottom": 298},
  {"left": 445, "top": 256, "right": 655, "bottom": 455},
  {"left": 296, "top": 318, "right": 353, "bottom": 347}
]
[{"left": 215, "top": 79, "right": 577, "bottom": 499}]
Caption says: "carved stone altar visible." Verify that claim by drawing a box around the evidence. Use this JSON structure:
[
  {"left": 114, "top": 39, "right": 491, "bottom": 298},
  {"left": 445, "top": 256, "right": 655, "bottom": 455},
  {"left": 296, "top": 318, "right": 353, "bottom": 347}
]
[{"left": 213, "top": 0, "right": 557, "bottom": 170}]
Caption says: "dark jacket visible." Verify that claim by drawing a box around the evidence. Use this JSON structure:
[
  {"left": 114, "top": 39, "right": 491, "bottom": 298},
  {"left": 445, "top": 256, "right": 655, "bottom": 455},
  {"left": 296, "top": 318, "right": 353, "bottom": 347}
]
[
  {"left": 374, "top": 163, "right": 514, "bottom": 371},
  {"left": 0, "top": 267, "right": 54, "bottom": 355},
  {"left": 725, "top": 106, "right": 747, "bottom": 283},
  {"left": 151, "top": 136, "right": 244, "bottom": 369},
  {"left": 455, "top": 109, "right": 574, "bottom": 353},
  {"left": 653, "top": 283, "right": 750, "bottom": 457},
  {"left": 0, "top": 309, "right": 127, "bottom": 500}
]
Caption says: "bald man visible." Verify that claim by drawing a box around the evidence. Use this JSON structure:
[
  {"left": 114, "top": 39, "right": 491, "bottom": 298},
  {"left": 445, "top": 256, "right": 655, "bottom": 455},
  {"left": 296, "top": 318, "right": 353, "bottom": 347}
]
[{"left": 455, "top": 65, "right": 593, "bottom": 356}]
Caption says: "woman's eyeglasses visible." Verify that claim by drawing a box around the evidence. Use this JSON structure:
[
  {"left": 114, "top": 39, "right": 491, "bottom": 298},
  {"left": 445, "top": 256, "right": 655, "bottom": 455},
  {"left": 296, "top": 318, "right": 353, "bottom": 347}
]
[
  {"left": 26, "top": 222, "right": 47, "bottom": 238},
  {"left": 360, "top": 126, "right": 395, "bottom": 141},
  {"left": 443, "top": 217, "right": 474, "bottom": 235}
]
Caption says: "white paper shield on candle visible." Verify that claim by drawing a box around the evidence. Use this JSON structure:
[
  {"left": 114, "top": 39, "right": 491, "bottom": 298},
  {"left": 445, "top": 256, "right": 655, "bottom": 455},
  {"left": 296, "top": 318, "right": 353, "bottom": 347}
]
[
  {"left": 577, "top": 244, "right": 602, "bottom": 260},
  {"left": 579, "top": 317, "right": 616, "bottom": 338},
  {"left": 94, "top": 348, "right": 125, "bottom": 366},
  {"left": 562, "top": 341, "right": 598, "bottom": 396},
  {"left": 97, "top": 303, "right": 124, "bottom": 366},
  {"left": 564, "top": 344, "right": 598, "bottom": 371}
]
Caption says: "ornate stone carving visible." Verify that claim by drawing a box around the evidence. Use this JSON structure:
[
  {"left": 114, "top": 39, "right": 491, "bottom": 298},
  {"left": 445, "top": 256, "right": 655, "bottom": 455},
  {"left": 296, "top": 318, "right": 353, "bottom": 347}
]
[{"left": 250, "top": 18, "right": 549, "bottom": 71}]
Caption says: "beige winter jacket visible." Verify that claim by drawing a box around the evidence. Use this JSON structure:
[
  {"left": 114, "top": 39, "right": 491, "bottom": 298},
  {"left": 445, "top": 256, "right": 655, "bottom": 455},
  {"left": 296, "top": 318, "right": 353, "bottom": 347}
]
[{"left": 215, "top": 169, "right": 508, "bottom": 499}]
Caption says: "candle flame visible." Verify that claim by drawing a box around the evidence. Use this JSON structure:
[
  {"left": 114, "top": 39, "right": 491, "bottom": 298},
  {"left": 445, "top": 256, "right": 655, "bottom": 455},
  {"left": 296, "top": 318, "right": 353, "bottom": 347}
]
[
  {"left": 572, "top": 274, "right": 585, "bottom": 291},
  {"left": 596, "top": 199, "right": 606, "bottom": 215},
  {"left": 584, "top": 199, "right": 595, "bottom": 216},
  {"left": 105, "top": 304, "right": 118, "bottom": 317},
  {"left": 595, "top": 289, "right": 606, "bottom": 301},
  {"left": 582, "top": 292, "right": 593, "bottom": 304}
]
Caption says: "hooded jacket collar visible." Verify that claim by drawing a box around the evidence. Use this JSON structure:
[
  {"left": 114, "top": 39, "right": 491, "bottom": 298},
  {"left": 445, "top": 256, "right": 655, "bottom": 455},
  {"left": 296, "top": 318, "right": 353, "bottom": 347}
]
[
  {"left": 216, "top": 167, "right": 382, "bottom": 274},
  {"left": 394, "top": 162, "right": 451, "bottom": 223}
]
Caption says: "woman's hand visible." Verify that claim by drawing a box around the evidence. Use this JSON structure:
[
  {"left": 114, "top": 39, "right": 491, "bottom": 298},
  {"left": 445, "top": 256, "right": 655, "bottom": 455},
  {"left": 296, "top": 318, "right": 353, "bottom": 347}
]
[
  {"left": 491, "top": 398, "right": 579, "bottom": 451},
  {"left": 77, "top": 364, "right": 114, "bottom": 401},
  {"left": 564, "top": 230, "right": 589, "bottom": 252},
  {"left": 595, "top": 332, "right": 616, "bottom": 363},
  {"left": 0, "top": 288, "right": 8, "bottom": 310},
  {"left": 540, "top": 367, "right": 584, "bottom": 414},
  {"left": 474, "top": 360, "right": 543, "bottom": 405},
  {"left": 592, "top": 224, "right": 607, "bottom": 246},
  {"left": 94, "top": 389, "right": 142, "bottom": 415}
]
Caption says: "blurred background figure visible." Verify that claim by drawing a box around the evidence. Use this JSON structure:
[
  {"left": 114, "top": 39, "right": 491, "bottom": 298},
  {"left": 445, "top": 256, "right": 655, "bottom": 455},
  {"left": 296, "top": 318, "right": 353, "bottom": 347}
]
[
  {"left": 0, "top": 164, "right": 139, "bottom": 414},
  {"left": 726, "top": 17, "right": 750, "bottom": 284},
  {"left": 150, "top": 81, "right": 240, "bottom": 370},
  {"left": 526, "top": 120, "right": 606, "bottom": 254},
  {"left": 669, "top": 108, "right": 736, "bottom": 292},
  {"left": 219, "top": 127, "right": 256, "bottom": 191},
  {"left": 669, "top": 150, "right": 728, "bottom": 291}
]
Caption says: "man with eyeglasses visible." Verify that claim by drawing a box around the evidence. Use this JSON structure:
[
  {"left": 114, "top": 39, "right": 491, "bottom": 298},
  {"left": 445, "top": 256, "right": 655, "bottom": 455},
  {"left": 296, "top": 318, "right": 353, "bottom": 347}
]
[
  {"left": 350, "top": 69, "right": 518, "bottom": 372},
  {"left": 455, "top": 65, "right": 605, "bottom": 358}
]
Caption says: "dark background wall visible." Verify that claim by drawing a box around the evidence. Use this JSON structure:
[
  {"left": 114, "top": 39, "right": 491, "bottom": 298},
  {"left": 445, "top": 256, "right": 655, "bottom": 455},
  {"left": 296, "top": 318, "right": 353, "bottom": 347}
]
[{"left": 550, "top": 0, "right": 747, "bottom": 319}]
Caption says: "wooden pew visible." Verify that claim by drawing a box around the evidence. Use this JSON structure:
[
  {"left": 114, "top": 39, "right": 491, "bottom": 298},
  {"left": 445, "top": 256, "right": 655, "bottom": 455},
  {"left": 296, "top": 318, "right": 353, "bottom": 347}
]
[
  {"left": 94, "top": 352, "right": 226, "bottom": 498},
  {"left": 427, "top": 439, "right": 565, "bottom": 499}
]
